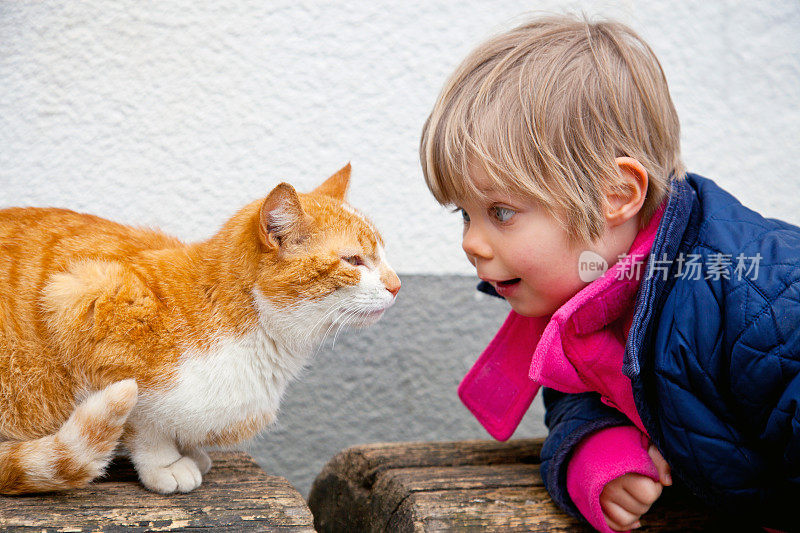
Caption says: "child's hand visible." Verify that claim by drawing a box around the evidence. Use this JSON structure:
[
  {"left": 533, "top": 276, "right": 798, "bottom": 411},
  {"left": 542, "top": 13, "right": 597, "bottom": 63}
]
[
  {"left": 599, "top": 445, "right": 672, "bottom": 531},
  {"left": 599, "top": 472, "right": 661, "bottom": 531}
]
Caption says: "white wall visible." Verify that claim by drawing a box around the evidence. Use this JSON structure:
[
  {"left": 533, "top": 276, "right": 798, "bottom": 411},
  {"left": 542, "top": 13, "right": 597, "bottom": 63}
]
[{"left": 2, "top": 1, "right": 799, "bottom": 275}]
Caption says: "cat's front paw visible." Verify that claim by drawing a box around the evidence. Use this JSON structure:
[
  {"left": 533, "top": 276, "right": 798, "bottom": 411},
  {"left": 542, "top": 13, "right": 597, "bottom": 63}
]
[{"left": 138, "top": 457, "right": 202, "bottom": 494}]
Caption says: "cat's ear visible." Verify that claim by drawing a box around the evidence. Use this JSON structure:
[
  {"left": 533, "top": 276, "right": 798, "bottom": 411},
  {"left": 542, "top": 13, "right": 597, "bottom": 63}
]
[
  {"left": 312, "top": 162, "right": 351, "bottom": 201},
  {"left": 259, "top": 183, "right": 313, "bottom": 251}
]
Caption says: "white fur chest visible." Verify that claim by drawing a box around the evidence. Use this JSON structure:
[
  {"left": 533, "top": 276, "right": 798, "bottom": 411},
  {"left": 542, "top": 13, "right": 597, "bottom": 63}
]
[{"left": 137, "top": 326, "right": 308, "bottom": 446}]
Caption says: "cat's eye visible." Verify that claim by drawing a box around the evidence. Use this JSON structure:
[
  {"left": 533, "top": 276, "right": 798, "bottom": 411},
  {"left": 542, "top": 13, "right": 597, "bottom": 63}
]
[
  {"left": 342, "top": 255, "right": 365, "bottom": 267},
  {"left": 492, "top": 206, "right": 515, "bottom": 223}
]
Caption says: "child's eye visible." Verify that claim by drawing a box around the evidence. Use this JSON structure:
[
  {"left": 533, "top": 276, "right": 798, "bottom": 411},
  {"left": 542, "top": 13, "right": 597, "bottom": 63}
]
[
  {"left": 451, "top": 207, "right": 470, "bottom": 223},
  {"left": 492, "top": 206, "right": 515, "bottom": 222}
]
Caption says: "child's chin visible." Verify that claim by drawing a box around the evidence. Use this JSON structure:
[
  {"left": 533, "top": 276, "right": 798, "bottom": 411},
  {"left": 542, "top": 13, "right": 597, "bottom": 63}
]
[{"left": 509, "top": 301, "right": 554, "bottom": 318}]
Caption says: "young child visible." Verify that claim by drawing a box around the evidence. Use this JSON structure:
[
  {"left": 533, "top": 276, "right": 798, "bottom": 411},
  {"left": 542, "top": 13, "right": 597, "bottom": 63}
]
[{"left": 419, "top": 14, "right": 800, "bottom": 533}]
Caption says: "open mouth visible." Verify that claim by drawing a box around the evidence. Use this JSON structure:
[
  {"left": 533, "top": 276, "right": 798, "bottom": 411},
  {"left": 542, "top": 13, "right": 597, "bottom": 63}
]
[{"left": 497, "top": 278, "right": 521, "bottom": 287}]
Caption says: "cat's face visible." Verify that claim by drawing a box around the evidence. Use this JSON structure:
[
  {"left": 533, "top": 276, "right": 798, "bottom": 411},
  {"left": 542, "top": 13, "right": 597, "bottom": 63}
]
[{"left": 252, "top": 165, "right": 400, "bottom": 340}]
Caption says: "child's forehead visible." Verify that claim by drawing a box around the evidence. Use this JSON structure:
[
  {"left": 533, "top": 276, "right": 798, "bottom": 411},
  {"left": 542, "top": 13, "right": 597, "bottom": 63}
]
[
  {"left": 466, "top": 167, "right": 495, "bottom": 192},
  {"left": 458, "top": 163, "right": 502, "bottom": 197},
  {"left": 458, "top": 164, "right": 530, "bottom": 204},
  {"left": 454, "top": 186, "right": 531, "bottom": 211}
]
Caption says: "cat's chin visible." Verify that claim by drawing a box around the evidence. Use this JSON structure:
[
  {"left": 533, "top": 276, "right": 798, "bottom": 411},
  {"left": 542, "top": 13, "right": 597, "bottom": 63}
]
[{"left": 344, "top": 308, "right": 387, "bottom": 328}]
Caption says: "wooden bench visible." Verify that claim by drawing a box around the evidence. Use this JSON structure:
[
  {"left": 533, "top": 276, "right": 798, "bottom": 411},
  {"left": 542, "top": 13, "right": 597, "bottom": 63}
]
[
  {"left": 0, "top": 451, "right": 314, "bottom": 532},
  {"left": 308, "top": 438, "right": 724, "bottom": 532}
]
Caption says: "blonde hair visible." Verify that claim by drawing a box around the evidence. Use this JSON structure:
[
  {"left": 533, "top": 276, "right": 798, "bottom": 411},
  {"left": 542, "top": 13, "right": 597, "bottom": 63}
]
[{"left": 420, "top": 14, "right": 684, "bottom": 244}]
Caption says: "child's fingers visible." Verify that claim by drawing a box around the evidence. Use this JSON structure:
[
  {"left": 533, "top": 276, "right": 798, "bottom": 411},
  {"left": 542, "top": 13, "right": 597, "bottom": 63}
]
[
  {"left": 601, "top": 477, "right": 652, "bottom": 511},
  {"left": 608, "top": 487, "right": 650, "bottom": 515},
  {"left": 647, "top": 445, "right": 672, "bottom": 486},
  {"left": 602, "top": 500, "right": 642, "bottom": 532},
  {"left": 624, "top": 475, "right": 663, "bottom": 505}
]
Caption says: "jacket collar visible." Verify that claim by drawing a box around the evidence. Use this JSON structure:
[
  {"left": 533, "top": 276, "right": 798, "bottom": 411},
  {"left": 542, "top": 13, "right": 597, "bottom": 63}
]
[
  {"left": 625, "top": 177, "right": 698, "bottom": 379},
  {"left": 624, "top": 176, "right": 698, "bottom": 445}
]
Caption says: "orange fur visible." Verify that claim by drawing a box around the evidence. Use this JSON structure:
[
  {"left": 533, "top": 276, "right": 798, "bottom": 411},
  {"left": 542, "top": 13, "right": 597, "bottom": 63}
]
[
  {"left": 201, "top": 412, "right": 276, "bottom": 448},
  {"left": 0, "top": 164, "right": 400, "bottom": 493}
]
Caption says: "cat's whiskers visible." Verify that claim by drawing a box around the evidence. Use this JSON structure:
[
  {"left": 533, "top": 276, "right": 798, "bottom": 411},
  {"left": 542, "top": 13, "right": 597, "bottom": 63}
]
[
  {"left": 292, "top": 297, "right": 338, "bottom": 336},
  {"left": 320, "top": 306, "right": 346, "bottom": 336},
  {"left": 330, "top": 305, "right": 372, "bottom": 348},
  {"left": 329, "top": 309, "right": 355, "bottom": 349},
  {"left": 311, "top": 298, "right": 364, "bottom": 356},
  {"left": 300, "top": 295, "right": 362, "bottom": 355},
  {"left": 309, "top": 302, "right": 346, "bottom": 352},
  {"left": 256, "top": 294, "right": 347, "bottom": 359},
  {"left": 318, "top": 315, "right": 345, "bottom": 354}
]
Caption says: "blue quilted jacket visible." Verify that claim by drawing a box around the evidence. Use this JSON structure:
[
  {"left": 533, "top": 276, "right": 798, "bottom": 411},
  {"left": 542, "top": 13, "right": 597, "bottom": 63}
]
[{"left": 487, "top": 174, "right": 800, "bottom": 528}]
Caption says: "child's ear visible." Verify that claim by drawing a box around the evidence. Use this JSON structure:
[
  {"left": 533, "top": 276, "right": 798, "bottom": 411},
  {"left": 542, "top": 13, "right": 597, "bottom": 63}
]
[
  {"left": 259, "top": 183, "right": 313, "bottom": 251},
  {"left": 312, "top": 162, "right": 351, "bottom": 200},
  {"left": 606, "top": 157, "right": 649, "bottom": 227}
]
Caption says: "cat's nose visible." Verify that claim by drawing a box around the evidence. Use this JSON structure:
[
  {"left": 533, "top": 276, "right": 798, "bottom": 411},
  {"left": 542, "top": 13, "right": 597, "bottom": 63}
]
[{"left": 381, "top": 270, "right": 401, "bottom": 298}]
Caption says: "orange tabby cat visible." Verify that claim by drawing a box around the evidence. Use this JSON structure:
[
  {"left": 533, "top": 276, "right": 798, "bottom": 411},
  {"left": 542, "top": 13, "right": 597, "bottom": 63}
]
[{"left": 0, "top": 164, "right": 400, "bottom": 494}]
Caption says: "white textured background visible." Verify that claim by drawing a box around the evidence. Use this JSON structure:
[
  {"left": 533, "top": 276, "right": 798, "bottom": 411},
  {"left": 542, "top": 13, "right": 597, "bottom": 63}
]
[
  {"left": 3, "top": 0, "right": 799, "bottom": 274},
  {"left": 2, "top": 0, "right": 800, "bottom": 496}
]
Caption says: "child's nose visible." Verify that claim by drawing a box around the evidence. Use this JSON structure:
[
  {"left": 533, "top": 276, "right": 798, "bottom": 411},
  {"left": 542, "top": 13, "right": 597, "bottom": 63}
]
[{"left": 462, "top": 225, "right": 493, "bottom": 261}]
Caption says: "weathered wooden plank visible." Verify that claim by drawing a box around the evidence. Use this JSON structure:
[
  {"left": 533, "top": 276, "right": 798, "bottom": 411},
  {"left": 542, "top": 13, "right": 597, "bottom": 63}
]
[
  {"left": 308, "top": 438, "right": 545, "bottom": 532},
  {"left": 318, "top": 438, "right": 542, "bottom": 488},
  {"left": 374, "top": 464, "right": 544, "bottom": 492},
  {"left": 389, "top": 485, "right": 587, "bottom": 532},
  {"left": 309, "top": 438, "right": 727, "bottom": 532},
  {"left": 0, "top": 451, "right": 315, "bottom": 532},
  {"left": 367, "top": 465, "right": 545, "bottom": 532},
  {"left": 390, "top": 484, "right": 721, "bottom": 532}
]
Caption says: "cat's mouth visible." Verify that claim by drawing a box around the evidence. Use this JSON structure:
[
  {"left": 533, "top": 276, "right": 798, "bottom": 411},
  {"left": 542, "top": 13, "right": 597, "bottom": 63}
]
[
  {"left": 339, "top": 306, "right": 387, "bottom": 328},
  {"left": 359, "top": 308, "right": 387, "bottom": 320}
]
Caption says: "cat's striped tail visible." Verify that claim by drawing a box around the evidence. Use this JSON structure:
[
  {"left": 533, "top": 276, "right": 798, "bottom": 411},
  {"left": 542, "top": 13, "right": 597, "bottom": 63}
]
[{"left": 0, "top": 379, "right": 138, "bottom": 494}]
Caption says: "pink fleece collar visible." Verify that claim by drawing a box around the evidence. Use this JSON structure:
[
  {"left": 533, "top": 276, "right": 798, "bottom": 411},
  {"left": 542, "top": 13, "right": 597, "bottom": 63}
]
[
  {"left": 458, "top": 205, "right": 664, "bottom": 440},
  {"left": 530, "top": 205, "right": 664, "bottom": 391}
]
